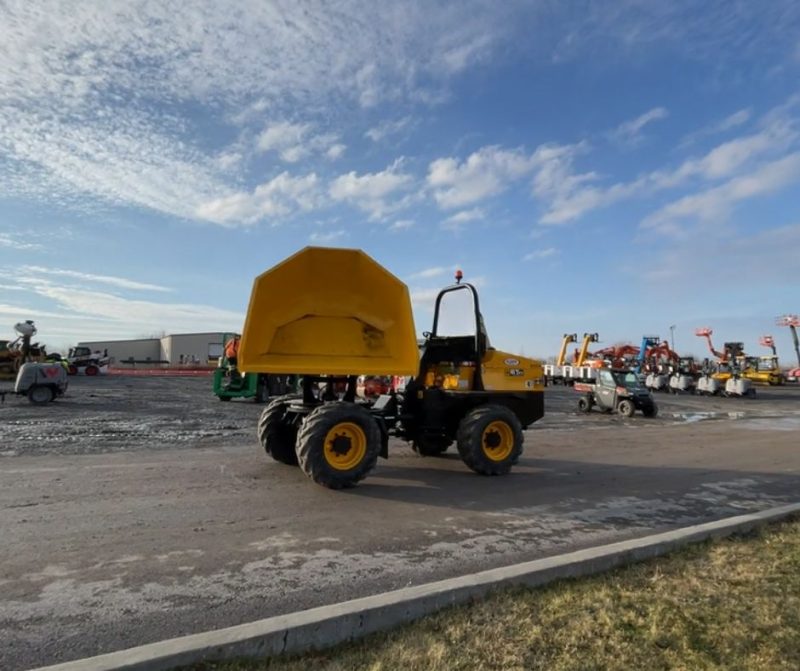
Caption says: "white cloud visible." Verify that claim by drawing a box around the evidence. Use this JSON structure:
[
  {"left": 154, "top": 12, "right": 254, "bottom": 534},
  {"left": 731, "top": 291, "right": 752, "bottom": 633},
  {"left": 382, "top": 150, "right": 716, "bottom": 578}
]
[
  {"left": 21, "top": 266, "right": 171, "bottom": 292},
  {"left": 0, "top": 233, "right": 42, "bottom": 251},
  {"left": 643, "top": 223, "right": 800, "bottom": 289},
  {"left": 441, "top": 207, "right": 485, "bottom": 231},
  {"left": 215, "top": 151, "right": 243, "bottom": 171},
  {"left": 9, "top": 276, "right": 244, "bottom": 346},
  {"left": 389, "top": 219, "right": 414, "bottom": 232},
  {"left": 257, "top": 122, "right": 311, "bottom": 153},
  {"left": 410, "top": 287, "right": 443, "bottom": 311},
  {"left": 0, "top": 3, "right": 523, "bottom": 111},
  {"left": 523, "top": 248, "right": 558, "bottom": 260},
  {"left": 309, "top": 229, "right": 347, "bottom": 244},
  {"left": 642, "top": 153, "right": 800, "bottom": 233},
  {"left": 717, "top": 109, "right": 753, "bottom": 132},
  {"left": 256, "top": 121, "right": 341, "bottom": 163},
  {"left": 680, "top": 108, "right": 753, "bottom": 148},
  {"left": 365, "top": 117, "right": 414, "bottom": 143},
  {"left": 445, "top": 208, "right": 484, "bottom": 224},
  {"left": 539, "top": 109, "right": 799, "bottom": 225},
  {"left": 326, "top": 144, "right": 346, "bottom": 160},
  {"left": 0, "top": 107, "right": 233, "bottom": 222},
  {"left": 611, "top": 107, "right": 669, "bottom": 144},
  {"left": 439, "top": 33, "right": 494, "bottom": 74},
  {"left": 549, "top": 3, "right": 799, "bottom": 66},
  {"left": 195, "top": 172, "right": 320, "bottom": 226},
  {"left": 1, "top": 1, "right": 797, "bottom": 226},
  {"left": 328, "top": 160, "right": 413, "bottom": 219},
  {"left": 0, "top": 2, "right": 524, "bottom": 220},
  {"left": 428, "top": 146, "right": 543, "bottom": 209},
  {"left": 409, "top": 267, "right": 449, "bottom": 280}
]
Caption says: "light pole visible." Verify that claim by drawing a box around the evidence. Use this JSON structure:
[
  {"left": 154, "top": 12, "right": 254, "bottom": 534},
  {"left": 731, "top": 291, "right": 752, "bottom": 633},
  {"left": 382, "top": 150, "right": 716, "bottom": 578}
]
[{"left": 670, "top": 324, "right": 676, "bottom": 353}]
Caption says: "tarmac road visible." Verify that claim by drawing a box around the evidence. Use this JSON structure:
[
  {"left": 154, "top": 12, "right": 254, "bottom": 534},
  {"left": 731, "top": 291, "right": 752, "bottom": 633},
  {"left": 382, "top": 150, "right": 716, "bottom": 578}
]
[{"left": 2, "top": 377, "right": 799, "bottom": 670}]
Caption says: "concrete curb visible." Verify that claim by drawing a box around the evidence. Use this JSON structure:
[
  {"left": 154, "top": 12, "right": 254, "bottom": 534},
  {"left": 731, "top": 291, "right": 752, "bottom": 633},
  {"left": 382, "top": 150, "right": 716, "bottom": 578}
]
[{"left": 33, "top": 502, "right": 800, "bottom": 671}]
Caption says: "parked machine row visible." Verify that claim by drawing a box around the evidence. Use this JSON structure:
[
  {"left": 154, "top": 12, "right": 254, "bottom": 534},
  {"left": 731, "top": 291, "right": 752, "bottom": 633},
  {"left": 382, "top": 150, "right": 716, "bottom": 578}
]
[{"left": 541, "top": 315, "right": 800, "bottom": 406}]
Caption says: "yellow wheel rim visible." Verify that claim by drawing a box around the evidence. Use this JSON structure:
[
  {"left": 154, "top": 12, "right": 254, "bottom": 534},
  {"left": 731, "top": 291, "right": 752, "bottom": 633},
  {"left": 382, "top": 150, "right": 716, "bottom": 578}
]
[
  {"left": 482, "top": 421, "right": 514, "bottom": 462},
  {"left": 323, "top": 422, "right": 367, "bottom": 471}
]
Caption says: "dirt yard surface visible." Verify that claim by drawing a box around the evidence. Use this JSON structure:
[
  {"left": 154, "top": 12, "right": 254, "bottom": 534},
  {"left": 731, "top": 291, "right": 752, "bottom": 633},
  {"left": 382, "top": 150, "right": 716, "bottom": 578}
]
[{"left": 2, "top": 376, "right": 799, "bottom": 670}]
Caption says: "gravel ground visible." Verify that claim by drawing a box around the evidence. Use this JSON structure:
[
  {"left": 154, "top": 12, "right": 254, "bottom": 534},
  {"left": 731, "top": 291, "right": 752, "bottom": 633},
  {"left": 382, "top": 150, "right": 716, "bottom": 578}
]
[{"left": 1, "top": 375, "right": 799, "bottom": 670}]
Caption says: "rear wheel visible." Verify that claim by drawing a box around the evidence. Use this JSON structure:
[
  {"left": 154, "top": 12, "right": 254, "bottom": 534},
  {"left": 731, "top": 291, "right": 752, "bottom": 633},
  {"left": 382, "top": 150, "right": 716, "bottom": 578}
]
[
  {"left": 296, "top": 402, "right": 380, "bottom": 488},
  {"left": 67, "top": 365, "right": 78, "bottom": 375},
  {"left": 219, "top": 395, "right": 231, "bottom": 402},
  {"left": 456, "top": 405, "right": 523, "bottom": 476},
  {"left": 577, "top": 396, "right": 592, "bottom": 413},
  {"left": 28, "top": 385, "right": 54, "bottom": 405},
  {"left": 617, "top": 399, "right": 635, "bottom": 417},
  {"left": 84, "top": 364, "right": 99, "bottom": 376},
  {"left": 257, "top": 394, "right": 301, "bottom": 465},
  {"left": 642, "top": 403, "right": 658, "bottom": 418}
]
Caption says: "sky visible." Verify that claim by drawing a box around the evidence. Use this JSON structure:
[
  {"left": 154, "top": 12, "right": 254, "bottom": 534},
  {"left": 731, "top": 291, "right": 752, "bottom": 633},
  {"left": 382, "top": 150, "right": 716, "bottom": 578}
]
[{"left": 1, "top": 1, "right": 800, "bottom": 362}]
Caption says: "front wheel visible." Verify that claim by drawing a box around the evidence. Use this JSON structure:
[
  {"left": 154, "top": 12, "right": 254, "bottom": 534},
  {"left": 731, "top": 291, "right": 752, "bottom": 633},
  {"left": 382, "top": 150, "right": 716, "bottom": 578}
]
[
  {"left": 296, "top": 402, "right": 381, "bottom": 488},
  {"left": 28, "top": 385, "right": 54, "bottom": 405},
  {"left": 84, "top": 364, "right": 99, "bottom": 376},
  {"left": 617, "top": 399, "right": 635, "bottom": 417},
  {"left": 642, "top": 403, "right": 658, "bottom": 418},
  {"left": 456, "top": 405, "right": 523, "bottom": 476}
]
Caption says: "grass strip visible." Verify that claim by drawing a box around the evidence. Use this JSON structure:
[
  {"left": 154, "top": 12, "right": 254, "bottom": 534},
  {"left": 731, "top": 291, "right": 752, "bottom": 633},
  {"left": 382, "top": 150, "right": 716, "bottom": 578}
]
[{"left": 188, "top": 518, "right": 800, "bottom": 671}]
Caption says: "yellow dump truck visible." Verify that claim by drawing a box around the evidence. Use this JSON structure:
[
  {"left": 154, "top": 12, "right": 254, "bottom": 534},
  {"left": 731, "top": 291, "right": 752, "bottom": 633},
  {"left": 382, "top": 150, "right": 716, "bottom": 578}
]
[{"left": 239, "top": 247, "right": 544, "bottom": 489}]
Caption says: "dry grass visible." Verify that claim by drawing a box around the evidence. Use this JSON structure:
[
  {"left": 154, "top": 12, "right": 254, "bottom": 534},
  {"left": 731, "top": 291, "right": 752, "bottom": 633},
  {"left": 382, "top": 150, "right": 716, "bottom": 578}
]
[{"left": 188, "top": 519, "right": 800, "bottom": 671}]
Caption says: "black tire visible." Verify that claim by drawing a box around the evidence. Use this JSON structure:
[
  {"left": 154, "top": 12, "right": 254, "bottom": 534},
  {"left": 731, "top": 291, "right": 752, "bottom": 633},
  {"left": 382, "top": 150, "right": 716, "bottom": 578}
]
[
  {"left": 85, "top": 364, "right": 99, "bottom": 376},
  {"left": 577, "top": 396, "right": 592, "bottom": 413},
  {"left": 617, "top": 399, "right": 635, "bottom": 417},
  {"left": 642, "top": 403, "right": 658, "bottom": 418},
  {"left": 296, "top": 402, "right": 380, "bottom": 488},
  {"left": 456, "top": 405, "right": 523, "bottom": 476},
  {"left": 67, "top": 365, "right": 78, "bottom": 375},
  {"left": 219, "top": 395, "right": 231, "bottom": 402},
  {"left": 28, "top": 385, "right": 54, "bottom": 405},
  {"left": 412, "top": 436, "right": 453, "bottom": 456},
  {"left": 257, "top": 394, "right": 301, "bottom": 466},
  {"left": 747, "top": 387, "right": 757, "bottom": 399}
]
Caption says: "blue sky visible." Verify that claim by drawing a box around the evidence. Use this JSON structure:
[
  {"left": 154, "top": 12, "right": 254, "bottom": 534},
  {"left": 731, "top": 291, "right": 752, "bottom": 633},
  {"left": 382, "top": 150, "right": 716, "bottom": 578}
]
[{"left": 1, "top": 1, "right": 799, "bottom": 361}]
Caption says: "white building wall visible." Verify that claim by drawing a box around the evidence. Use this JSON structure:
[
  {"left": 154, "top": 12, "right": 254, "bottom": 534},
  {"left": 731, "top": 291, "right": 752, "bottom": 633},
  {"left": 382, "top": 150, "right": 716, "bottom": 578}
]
[
  {"left": 160, "top": 333, "right": 225, "bottom": 365},
  {"left": 78, "top": 332, "right": 226, "bottom": 366},
  {"left": 77, "top": 339, "right": 161, "bottom": 364}
]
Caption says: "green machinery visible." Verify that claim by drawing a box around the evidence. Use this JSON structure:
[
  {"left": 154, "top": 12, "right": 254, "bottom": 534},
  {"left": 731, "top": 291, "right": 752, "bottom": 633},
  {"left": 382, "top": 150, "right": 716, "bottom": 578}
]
[{"left": 213, "top": 333, "right": 269, "bottom": 402}]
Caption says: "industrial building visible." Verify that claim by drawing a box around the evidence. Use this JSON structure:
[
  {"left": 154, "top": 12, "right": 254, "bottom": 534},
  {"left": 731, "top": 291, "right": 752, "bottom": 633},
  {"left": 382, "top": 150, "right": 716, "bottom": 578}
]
[{"left": 77, "top": 332, "right": 226, "bottom": 367}]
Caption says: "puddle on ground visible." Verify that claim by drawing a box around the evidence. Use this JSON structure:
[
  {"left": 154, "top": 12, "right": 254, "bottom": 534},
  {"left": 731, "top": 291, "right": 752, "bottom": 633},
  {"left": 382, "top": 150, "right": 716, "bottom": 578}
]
[
  {"left": 671, "top": 412, "right": 800, "bottom": 430},
  {"left": 671, "top": 412, "right": 746, "bottom": 423},
  {"left": 738, "top": 417, "right": 800, "bottom": 431}
]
